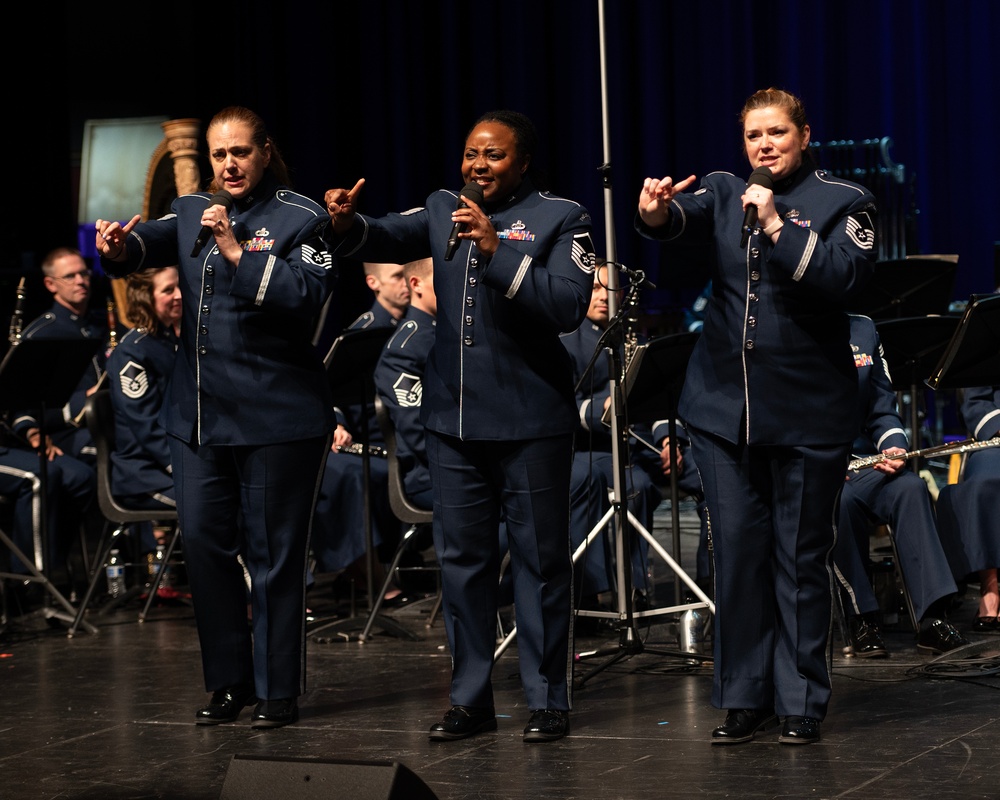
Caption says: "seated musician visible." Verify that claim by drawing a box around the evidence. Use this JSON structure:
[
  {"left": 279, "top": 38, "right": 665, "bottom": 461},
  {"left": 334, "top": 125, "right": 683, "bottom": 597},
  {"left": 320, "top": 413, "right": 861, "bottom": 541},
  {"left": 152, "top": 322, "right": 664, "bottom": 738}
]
[
  {"left": 309, "top": 263, "right": 407, "bottom": 593},
  {"left": 14, "top": 247, "right": 110, "bottom": 465},
  {"left": 105, "top": 267, "right": 182, "bottom": 561},
  {"left": 834, "top": 314, "right": 967, "bottom": 656},
  {"left": 935, "top": 383, "right": 1000, "bottom": 633}
]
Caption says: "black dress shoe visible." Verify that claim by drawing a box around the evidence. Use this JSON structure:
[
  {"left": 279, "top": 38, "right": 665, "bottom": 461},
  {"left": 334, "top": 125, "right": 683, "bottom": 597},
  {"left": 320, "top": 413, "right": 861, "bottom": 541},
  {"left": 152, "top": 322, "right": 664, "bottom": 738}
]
[
  {"left": 250, "top": 698, "right": 299, "bottom": 729},
  {"left": 779, "top": 716, "right": 820, "bottom": 744},
  {"left": 523, "top": 709, "right": 569, "bottom": 743},
  {"left": 971, "top": 615, "right": 1000, "bottom": 633},
  {"left": 710, "top": 708, "right": 778, "bottom": 744},
  {"left": 917, "top": 618, "right": 970, "bottom": 654},
  {"left": 848, "top": 615, "right": 888, "bottom": 658},
  {"left": 195, "top": 685, "right": 257, "bottom": 725},
  {"left": 428, "top": 705, "right": 497, "bottom": 741}
]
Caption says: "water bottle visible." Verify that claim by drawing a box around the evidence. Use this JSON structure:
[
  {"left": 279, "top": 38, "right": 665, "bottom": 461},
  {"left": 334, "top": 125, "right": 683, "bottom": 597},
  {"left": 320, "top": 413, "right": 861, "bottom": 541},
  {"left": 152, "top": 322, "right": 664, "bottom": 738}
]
[
  {"left": 679, "top": 605, "right": 711, "bottom": 656},
  {"left": 106, "top": 548, "right": 126, "bottom": 598}
]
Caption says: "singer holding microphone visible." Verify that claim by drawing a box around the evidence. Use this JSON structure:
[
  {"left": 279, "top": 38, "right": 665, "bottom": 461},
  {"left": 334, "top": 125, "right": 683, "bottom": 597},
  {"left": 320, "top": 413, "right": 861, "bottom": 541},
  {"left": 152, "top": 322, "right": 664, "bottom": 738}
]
[
  {"left": 636, "top": 88, "right": 877, "bottom": 745},
  {"left": 95, "top": 106, "right": 337, "bottom": 729},
  {"left": 325, "top": 110, "right": 596, "bottom": 743}
]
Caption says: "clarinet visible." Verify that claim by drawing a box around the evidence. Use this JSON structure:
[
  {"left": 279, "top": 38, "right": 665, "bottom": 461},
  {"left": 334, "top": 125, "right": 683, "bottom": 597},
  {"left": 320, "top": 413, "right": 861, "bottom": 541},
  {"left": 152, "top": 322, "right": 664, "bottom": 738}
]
[
  {"left": 335, "top": 442, "right": 388, "bottom": 458},
  {"left": 7, "top": 276, "right": 26, "bottom": 346},
  {"left": 105, "top": 298, "right": 119, "bottom": 354}
]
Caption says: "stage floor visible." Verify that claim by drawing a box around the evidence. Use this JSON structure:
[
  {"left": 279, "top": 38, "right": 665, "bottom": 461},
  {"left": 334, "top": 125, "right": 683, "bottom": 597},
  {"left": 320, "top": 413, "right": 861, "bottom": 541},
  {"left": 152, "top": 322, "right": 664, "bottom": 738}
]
[{"left": 3, "top": 500, "right": 1000, "bottom": 800}]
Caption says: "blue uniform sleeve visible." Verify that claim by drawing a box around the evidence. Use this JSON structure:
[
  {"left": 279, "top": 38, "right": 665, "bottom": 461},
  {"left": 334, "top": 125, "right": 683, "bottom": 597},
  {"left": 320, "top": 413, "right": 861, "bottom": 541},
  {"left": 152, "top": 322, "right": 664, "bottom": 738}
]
[
  {"left": 862, "top": 328, "right": 909, "bottom": 452},
  {"left": 960, "top": 385, "right": 1000, "bottom": 440}
]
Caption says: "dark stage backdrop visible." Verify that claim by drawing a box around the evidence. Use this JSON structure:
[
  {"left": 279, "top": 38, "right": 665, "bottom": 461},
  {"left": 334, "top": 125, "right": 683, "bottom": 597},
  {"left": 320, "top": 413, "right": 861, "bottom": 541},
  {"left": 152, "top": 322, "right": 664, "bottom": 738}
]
[{"left": 6, "top": 0, "right": 998, "bottom": 332}]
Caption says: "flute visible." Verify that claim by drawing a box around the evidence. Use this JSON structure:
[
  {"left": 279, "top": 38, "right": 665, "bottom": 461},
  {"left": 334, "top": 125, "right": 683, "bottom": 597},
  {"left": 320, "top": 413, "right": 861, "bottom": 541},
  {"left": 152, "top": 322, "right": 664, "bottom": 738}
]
[{"left": 848, "top": 436, "right": 1000, "bottom": 471}]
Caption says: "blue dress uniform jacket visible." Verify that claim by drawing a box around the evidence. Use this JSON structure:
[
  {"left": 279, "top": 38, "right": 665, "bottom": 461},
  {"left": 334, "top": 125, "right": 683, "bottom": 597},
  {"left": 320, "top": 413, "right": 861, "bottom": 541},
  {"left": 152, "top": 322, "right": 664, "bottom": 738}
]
[
  {"left": 373, "top": 305, "right": 435, "bottom": 502},
  {"left": 962, "top": 385, "right": 1000, "bottom": 442},
  {"left": 835, "top": 315, "right": 957, "bottom": 621},
  {"left": 638, "top": 164, "right": 877, "bottom": 447},
  {"left": 334, "top": 178, "right": 596, "bottom": 441},
  {"left": 15, "top": 302, "right": 108, "bottom": 460},
  {"left": 102, "top": 174, "right": 338, "bottom": 445},
  {"left": 936, "top": 385, "right": 1000, "bottom": 580},
  {"left": 638, "top": 162, "right": 877, "bottom": 722},
  {"left": 100, "top": 174, "right": 337, "bottom": 702},
  {"left": 106, "top": 324, "right": 177, "bottom": 499},
  {"left": 333, "top": 177, "right": 595, "bottom": 713}
]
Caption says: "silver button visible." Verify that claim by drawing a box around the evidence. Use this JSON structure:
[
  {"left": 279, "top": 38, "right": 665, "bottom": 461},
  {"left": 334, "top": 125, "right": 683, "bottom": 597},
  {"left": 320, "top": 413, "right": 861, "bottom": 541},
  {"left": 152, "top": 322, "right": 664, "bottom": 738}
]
[{"left": 745, "top": 340, "right": 755, "bottom": 350}]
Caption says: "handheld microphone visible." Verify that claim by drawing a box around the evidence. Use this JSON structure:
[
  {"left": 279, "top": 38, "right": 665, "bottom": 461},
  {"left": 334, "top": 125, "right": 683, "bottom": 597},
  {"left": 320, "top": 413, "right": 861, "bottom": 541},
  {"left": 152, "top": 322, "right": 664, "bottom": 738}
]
[
  {"left": 739, "top": 166, "right": 773, "bottom": 248},
  {"left": 190, "top": 190, "right": 234, "bottom": 258},
  {"left": 444, "top": 182, "right": 485, "bottom": 261}
]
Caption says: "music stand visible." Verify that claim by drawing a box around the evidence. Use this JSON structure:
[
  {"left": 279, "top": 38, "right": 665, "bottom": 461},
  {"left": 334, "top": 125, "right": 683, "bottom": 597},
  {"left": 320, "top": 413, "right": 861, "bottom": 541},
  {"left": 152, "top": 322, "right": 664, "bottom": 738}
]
[
  {"left": 568, "top": 326, "right": 714, "bottom": 687},
  {"left": 926, "top": 294, "right": 1000, "bottom": 390},
  {"left": 0, "top": 338, "right": 101, "bottom": 632},
  {"left": 875, "top": 315, "right": 961, "bottom": 468},
  {"left": 852, "top": 257, "right": 958, "bottom": 320},
  {"left": 310, "top": 327, "right": 418, "bottom": 642}
]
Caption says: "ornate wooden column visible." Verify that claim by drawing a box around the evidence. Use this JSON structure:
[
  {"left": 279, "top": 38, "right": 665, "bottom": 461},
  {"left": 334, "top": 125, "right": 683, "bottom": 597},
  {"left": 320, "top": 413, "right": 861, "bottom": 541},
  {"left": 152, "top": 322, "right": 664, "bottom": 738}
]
[{"left": 113, "top": 118, "right": 202, "bottom": 328}]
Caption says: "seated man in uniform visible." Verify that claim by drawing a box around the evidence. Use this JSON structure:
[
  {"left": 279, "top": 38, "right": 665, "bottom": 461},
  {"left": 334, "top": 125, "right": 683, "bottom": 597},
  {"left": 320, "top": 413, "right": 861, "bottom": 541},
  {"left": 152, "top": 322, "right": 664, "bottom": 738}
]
[
  {"left": 310, "top": 262, "right": 410, "bottom": 594},
  {"left": 14, "top": 247, "right": 110, "bottom": 465},
  {"left": 559, "top": 262, "right": 665, "bottom": 609},
  {"left": 834, "top": 314, "right": 967, "bottom": 656},
  {"left": 373, "top": 259, "right": 610, "bottom": 617}
]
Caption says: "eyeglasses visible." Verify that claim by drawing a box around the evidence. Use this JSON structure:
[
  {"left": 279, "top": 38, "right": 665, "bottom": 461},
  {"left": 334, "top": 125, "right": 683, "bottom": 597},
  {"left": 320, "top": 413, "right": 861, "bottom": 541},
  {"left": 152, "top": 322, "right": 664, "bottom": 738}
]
[{"left": 53, "top": 269, "right": 92, "bottom": 283}]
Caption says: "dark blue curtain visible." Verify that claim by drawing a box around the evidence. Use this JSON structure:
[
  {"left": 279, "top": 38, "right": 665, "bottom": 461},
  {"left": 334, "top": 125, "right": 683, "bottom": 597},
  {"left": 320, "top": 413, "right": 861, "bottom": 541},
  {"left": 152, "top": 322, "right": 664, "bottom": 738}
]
[{"left": 12, "top": 0, "right": 998, "bottom": 326}]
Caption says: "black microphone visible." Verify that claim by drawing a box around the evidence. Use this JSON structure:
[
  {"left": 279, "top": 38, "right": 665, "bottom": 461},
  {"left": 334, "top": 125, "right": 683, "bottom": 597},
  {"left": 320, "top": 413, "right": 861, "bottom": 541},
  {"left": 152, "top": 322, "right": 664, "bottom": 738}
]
[
  {"left": 617, "top": 264, "right": 657, "bottom": 291},
  {"left": 444, "top": 182, "right": 485, "bottom": 261},
  {"left": 190, "top": 190, "right": 234, "bottom": 258},
  {"left": 739, "top": 166, "right": 773, "bottom": 248}
]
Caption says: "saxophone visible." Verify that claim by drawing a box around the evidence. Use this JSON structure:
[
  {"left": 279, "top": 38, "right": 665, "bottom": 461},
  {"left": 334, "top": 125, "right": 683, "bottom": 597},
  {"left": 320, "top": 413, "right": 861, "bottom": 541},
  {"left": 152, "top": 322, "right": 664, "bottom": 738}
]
[{"left": 7, "top": 276, "right": 26, "bottom": 346}]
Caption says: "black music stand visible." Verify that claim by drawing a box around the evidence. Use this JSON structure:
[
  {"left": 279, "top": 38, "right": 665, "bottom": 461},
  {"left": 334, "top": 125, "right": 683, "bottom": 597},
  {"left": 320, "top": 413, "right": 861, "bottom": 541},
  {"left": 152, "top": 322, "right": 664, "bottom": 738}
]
[
  {"left": 573, "top": 330, "right": 715, "bottom": 687},
  {"left": 0, "top": 338, "right": 100, "bottom": 632},
  {"left": 926, "top": 294, "right": 1000, "bottom": 390},
  {"left": 875, "top": 315, "right": 961, "bottom": 468},
  {"left": 310, "top": 327, "right": 418, "bottom": 642},
  {"left": 852, "top": 257, "right": 958, "bottom": 320}
]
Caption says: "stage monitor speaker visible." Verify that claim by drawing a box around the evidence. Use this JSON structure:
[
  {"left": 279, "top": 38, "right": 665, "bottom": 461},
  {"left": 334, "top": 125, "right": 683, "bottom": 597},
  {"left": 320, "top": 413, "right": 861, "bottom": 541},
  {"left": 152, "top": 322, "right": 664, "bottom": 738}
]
[{"left": 220, "top": 755, "right": 439, "bottom": 800}]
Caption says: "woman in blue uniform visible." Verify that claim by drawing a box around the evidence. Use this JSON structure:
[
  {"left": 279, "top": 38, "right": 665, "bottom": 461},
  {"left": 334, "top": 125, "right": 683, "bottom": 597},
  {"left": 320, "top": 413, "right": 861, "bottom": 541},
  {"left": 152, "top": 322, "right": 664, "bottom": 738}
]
[
  {"left": 325, "top": 110, "right": 596, "bottom": 743},
  {"left": 107, "top": 267, "right": 181, "bottom": 512},
  {"left": 95, "top": 106, "right": 337, "bottom": 729},
  {"left": 636, "top": 88, "right": 877, "bottom": 745},
  {"left": 936, "top": 384, "right": 1000, "bottom": 631},
  {"left": 105, "top": 266, "right": 181, "bottom": 562}
]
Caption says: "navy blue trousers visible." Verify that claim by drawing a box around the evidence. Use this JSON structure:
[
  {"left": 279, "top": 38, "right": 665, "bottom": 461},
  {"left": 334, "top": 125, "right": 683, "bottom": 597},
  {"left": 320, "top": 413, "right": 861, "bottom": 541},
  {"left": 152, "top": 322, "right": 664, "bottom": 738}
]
[
  {"left": 427, "top": 431, "right": 574, "bottom": 712},
  {"left": 688, "top": 426, "right": 848, "bottom": 721},
  {"left": 169, "top": 434, "right": 328, "bottom": 700}
]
